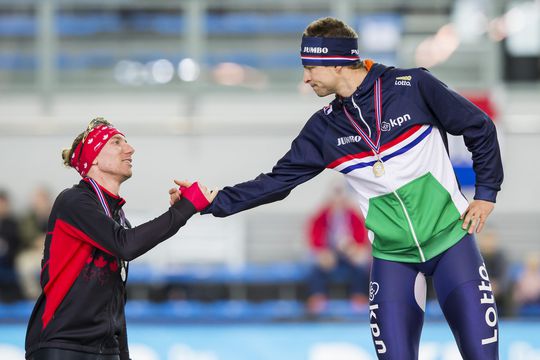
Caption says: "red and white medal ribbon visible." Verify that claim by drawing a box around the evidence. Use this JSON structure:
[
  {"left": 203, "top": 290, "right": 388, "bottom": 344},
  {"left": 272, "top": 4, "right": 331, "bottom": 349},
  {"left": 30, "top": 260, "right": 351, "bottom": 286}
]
[{"left": 342, "top": 77, "right": 385, "bottom": 177}]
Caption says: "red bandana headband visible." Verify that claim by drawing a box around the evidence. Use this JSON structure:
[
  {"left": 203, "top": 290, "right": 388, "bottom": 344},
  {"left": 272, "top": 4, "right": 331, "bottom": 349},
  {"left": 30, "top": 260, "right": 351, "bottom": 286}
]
[{"left": 70, "top": 125, "right": 123, "bottom": 176}]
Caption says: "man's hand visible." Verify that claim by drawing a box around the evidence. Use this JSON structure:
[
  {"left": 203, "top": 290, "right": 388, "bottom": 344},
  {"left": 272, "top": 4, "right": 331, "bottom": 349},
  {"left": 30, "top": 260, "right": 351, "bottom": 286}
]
[
  {"left": 460, "top": 200, "right": 495, "bottom": 234},
  {"left": 343, "top": 243, "right": 370, "bottom": 266},
  {"left": 316, "top": 249, "right": 337, "bottom": 271},
  {"left": 169, "top": 179, "right": 219, "bottom": 209},
  {"left": 169, "top": 180, "right": 196, "bottom": 206}
]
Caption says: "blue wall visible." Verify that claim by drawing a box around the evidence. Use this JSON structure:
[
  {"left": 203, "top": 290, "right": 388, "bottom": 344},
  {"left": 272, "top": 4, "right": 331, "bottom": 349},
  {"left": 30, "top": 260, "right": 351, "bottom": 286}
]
[{"left": 1, "top": 321, "right": 539, "bottom": 359}]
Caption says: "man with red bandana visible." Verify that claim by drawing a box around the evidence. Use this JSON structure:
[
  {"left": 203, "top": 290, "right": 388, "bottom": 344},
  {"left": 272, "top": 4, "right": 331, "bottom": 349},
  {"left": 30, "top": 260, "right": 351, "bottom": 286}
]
[{"left": 25, "top": 117, "right": 217, "bottom": 360}]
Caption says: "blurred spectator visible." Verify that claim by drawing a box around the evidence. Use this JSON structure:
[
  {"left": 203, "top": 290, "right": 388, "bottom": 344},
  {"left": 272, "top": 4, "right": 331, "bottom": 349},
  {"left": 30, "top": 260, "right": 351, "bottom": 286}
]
[
  {"left": 478, "top": 229, "right": 511, "bottom": 316},
  {"left": 19, "top": 185, "right": 51, "bottom": 249},
  {"left": 513, "top": 252, "right": 540, "bottom": 310},
  {"left": 16, "top": 186, "right": 52, "bottom": 299},
  {"left": 306, "top": 184, "right": 370, "bottom": 314},
  {"left": 0, "top": 189, "right": 23, "bottom": 302}
]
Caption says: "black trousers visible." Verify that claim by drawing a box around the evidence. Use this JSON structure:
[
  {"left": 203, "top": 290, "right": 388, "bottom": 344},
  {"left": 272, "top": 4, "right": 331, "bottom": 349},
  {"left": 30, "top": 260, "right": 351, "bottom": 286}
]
[{"left": 28, "top": 348, "right": 120, "bottom": 360}]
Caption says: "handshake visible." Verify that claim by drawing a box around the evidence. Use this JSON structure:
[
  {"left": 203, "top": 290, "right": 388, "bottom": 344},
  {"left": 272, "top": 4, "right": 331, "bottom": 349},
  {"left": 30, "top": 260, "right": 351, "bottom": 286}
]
[{"left": 168, "top": 179, "right": 219, "bottom": 212}]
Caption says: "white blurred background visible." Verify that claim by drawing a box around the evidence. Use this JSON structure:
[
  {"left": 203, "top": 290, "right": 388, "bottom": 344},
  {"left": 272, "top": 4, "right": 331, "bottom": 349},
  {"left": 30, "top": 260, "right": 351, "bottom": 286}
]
[{"left": 0, "top": 1, "right": 539, "bottom": 359}]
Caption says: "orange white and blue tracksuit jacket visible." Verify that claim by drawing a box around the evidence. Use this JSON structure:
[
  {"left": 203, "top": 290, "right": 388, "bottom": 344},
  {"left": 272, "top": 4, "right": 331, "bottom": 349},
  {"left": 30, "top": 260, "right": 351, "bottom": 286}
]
[{"left": 203, "top": 63, "right": 503, "bottom": 264}]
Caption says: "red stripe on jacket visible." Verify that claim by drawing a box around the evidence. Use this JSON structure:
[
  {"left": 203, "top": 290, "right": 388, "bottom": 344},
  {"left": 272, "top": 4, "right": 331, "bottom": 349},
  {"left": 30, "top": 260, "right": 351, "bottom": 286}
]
[{"left": 41, "top": 219, "right": 113, "bottom": 329}]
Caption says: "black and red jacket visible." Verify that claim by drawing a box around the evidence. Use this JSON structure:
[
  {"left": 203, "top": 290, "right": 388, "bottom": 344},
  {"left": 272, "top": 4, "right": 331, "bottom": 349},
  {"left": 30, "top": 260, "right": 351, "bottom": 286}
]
[{"left": 25, "top": 179, "right": 196, "bottom": 359}]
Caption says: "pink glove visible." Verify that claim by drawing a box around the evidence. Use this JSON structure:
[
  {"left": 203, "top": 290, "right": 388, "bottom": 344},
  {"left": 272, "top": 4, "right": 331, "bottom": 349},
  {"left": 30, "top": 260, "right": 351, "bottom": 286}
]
[{"left": 179, "top": 182, "right": 210, "bottom": 212}]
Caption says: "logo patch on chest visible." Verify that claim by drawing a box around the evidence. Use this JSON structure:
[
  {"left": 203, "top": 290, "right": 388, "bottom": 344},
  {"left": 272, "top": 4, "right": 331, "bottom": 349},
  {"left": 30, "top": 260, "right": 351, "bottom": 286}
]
[
  {"left": 381, "top": 113, "right": 411, "bottom": 131},
  {"left": 395, "top": 75, "right": 412, "bottom": 87},
  {"left": 337, "top": 135, "right": 363, "bottom": 146}
]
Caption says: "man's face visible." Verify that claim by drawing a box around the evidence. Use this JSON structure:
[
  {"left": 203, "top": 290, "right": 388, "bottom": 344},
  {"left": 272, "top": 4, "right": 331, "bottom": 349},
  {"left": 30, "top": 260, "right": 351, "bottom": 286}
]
[
  {"left": 93, "top": 134, "right": 135, "bottom": 182},
  {"left": 303, "top": 66, "right": 339, "bottom": 97}
]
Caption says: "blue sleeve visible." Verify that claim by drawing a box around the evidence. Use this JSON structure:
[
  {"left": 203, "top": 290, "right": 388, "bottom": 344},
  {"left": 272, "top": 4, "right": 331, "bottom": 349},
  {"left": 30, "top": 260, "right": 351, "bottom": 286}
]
[
  {"left": 202, "top": 114, "right": 327, "bottom": 217},
  {"left": 417, "top": 69, "right": 503, "bottom": 202}
]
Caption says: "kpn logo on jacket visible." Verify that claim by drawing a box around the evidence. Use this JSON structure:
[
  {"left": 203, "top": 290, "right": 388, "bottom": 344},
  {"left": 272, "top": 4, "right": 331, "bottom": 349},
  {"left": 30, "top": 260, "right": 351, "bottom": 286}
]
[
  {"left": 381, "top": 113, "right": 411, "bottom": 131},
  {"left": 395, "top": 75, "right": 412, "bottom": 87}
]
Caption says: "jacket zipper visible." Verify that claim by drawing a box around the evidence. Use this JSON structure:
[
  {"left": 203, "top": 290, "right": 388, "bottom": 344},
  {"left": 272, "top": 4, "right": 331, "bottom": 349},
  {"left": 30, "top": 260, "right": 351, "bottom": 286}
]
[{"left": 393, "top": 190, "right": 426, "bottom": 262}]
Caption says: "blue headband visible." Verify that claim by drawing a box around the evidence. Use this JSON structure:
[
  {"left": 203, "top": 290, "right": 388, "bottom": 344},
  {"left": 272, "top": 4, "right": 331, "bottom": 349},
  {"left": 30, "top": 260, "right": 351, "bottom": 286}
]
[{"left": 300, "top": 36, "right": 360, "bottom": 66}]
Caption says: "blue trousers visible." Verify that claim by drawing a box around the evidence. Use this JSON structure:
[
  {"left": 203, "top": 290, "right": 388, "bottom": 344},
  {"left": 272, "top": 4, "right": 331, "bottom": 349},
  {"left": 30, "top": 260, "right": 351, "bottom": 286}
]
[
  {"left": 308, "top": 254, "right": 369, "bottom": 297},
  {"left": 369, "top": 234, "right": 499, "bottom": 359}
]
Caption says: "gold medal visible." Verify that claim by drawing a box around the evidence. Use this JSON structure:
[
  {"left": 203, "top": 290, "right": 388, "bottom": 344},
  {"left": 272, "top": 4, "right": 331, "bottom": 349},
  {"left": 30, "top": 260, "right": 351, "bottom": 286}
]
[{"left": 373, "top": 160, "right": 385, "bottom": 177}]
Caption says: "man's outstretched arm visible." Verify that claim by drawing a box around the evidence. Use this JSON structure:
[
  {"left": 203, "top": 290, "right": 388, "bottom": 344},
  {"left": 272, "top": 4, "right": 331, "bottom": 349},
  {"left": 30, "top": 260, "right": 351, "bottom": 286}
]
[{"left": 179, "top": 115, "right": 328, "bottom": 217}]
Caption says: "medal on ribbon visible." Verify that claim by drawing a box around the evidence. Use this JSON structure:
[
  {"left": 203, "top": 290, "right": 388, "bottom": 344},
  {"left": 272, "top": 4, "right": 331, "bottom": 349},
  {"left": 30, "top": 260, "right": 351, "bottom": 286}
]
[
  {"left": 87, "top": 177, "right": 129, "bottom": 283},
  {"left": 372, "top": 160, "right": 385, "bottom": 177},
  {"left": 343, "top": 77, "right": 385, "bottom": 177}
]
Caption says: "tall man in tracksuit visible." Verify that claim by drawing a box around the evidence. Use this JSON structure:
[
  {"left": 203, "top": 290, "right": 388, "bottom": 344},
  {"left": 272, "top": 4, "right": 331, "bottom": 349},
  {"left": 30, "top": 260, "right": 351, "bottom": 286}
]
[{"left": 182, "top": 17, "right": 502, "bottom": 359}]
